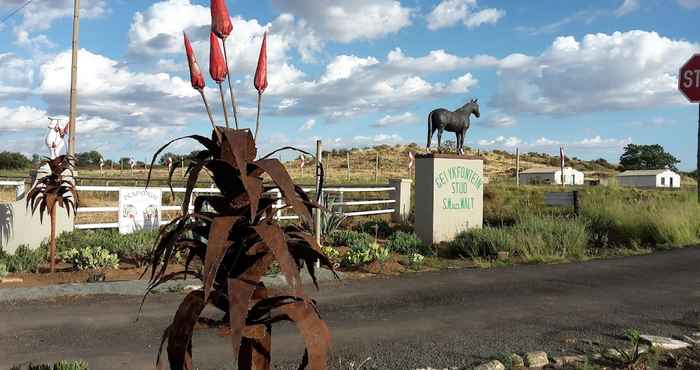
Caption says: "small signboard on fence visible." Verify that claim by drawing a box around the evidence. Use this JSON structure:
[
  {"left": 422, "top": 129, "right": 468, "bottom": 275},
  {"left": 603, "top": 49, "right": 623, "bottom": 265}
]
[
  {"left": 544, "top": 191, "right": 580, "bottom": 215},
  {"left": 118, "top": 188, "right": 162, "bottom": 234}
]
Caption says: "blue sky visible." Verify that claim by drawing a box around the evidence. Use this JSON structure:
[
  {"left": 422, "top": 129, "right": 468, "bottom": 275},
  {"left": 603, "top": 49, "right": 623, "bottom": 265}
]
[{"left": 1, "top": 0, "right": 699, "bottom": 168}]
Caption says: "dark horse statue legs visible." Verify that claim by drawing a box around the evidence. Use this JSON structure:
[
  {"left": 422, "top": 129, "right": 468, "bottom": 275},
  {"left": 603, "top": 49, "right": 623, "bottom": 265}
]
[{"left": 427, "top": 99, "right": 480, "bottom": 155}]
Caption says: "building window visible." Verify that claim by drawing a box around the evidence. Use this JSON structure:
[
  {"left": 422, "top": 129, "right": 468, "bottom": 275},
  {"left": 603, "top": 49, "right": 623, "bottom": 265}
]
[{"left": 661, "top": 177, "right": 665, "bottom": 186}]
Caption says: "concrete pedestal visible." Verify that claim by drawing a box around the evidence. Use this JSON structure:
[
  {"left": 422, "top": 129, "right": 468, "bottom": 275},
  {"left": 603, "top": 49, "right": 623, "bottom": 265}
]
[{"left": 415, "top": 154, "right": 484, "bottom": 245}]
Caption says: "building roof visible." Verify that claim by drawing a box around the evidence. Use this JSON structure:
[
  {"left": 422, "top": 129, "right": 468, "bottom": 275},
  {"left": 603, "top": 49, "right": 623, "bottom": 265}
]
[
  {"left": 615, "top": 169, "right": 675, "bottom": 177},
  {"left": 520, "top": 167, "right": 580, "bottom": 174}
]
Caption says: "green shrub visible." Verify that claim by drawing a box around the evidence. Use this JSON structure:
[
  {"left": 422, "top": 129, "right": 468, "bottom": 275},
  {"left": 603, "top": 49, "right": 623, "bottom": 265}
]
[
  {"left": 0, "top": 245, "right": 45, "bottom": 273},
  {"left": 356, "top": 218, "right": 392, "bottom": 238},
  {"left": 408, "top": 253, "right": 424, "bottom": 266},
  {"left": 60, "top": 247, "right": 119, "bottom": 270},
  {"left": 385, "top": 232, "right": 431, "bottom": 256},
  {"left": 450, "top": 215, "right": 589, "bottom": 262},
  {"left": 0, "top": 262, "right": 7, "bottom": 278},
  {"left": 48, "top": 229, "right": 156, "bottom": 265},
  {"left": 326, "top": 230, "right": 373, "bottom": 250},
  {"left": 21, "top": 361, "right": 88, "bottom": 370},
  {"left": 52, "top": 361, "right": 89, "bottom": 370},
  {"left": 343, "top": 242, "right": 390, "bottom": 266}
]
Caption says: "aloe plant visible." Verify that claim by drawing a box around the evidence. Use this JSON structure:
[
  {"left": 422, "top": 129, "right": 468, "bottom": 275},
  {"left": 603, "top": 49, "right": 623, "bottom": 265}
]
[
  {"left": 26, "top": 155, "right": 78, "bottom": 272},
  {"left": 143, "top": 128, "right": 334, "bottom": 370}
]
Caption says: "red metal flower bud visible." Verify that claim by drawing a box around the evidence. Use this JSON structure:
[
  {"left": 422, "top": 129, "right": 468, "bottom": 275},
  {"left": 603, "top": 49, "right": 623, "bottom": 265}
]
[
  {"left": 209, "top": 32, "right": 227, "bottom": 83},
  {"left": 184, "top": 32, "right": 205, "bottom": 91},
  {"left": 254, "top": 32, "right": 268, "bottom": 94},
  {"left": 211, "top": 0, "right": 233, "bottom": 39}
]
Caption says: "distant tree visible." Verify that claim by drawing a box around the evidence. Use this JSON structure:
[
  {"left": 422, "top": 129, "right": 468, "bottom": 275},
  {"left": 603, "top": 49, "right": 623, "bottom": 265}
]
[
  {"left": 619, "top": 144, "right": 680, "bottom": 171},
  {"left": 76, "top": 150, "right": 103, "bottom": 166},
  {"left": 0, "top": 151, "right": 32, "bottom": 170}
]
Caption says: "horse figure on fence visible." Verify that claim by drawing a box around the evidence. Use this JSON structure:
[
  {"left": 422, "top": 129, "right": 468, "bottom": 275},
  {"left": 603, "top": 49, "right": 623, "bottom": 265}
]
[
  {"left": 45, "top": 117, "right": 69, "bottom": 159},
  {"left": 427, "top": 99, "right": 480, "bottom": 155}
]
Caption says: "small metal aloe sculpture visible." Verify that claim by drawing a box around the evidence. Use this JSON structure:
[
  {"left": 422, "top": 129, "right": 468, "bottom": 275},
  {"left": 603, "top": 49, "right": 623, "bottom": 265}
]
[
  {"left": 142, "top": 4, "right": 334, "bottom": 370},
  {"left": 26, "top": 155, "right": 79, "bottom": 272}
]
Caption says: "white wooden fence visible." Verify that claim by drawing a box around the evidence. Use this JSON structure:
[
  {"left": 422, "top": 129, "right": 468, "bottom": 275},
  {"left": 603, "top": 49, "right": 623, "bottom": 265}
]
[
  {"left": 74, "top": 185, "right": 396, "bottom": 230},
  {"left": 2, "top": 179, "right": 399, "bottom": 230}
]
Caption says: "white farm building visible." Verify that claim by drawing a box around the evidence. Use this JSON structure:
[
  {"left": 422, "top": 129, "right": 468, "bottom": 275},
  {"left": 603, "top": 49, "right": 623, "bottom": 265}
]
[
  {"left": 519, "top": 167, "right": 585, "bottom": 186},
  {"left": 615, "top": 169, "right": 681, "bottom": 188}
]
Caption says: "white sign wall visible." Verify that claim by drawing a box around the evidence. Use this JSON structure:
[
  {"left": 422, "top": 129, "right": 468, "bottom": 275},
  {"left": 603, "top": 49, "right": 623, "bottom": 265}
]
[{"left": 118, "top": 188, "right": 162, "bottom": 234}]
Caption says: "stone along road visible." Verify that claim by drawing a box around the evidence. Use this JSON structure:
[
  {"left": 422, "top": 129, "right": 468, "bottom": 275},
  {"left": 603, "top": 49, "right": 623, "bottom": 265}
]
[{"left": 1, "top": 247, "right": 700, "bottom": 369}]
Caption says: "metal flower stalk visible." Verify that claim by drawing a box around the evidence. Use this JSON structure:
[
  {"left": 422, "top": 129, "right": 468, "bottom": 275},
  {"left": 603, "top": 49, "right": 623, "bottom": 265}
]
[
  {"left": 253, "top": 32, "right": 268, "bottom": 141},
  {"left": 184, "top": 32, "right": 221, "bottom": 142},
  {"left": 209, "top": 31, "right": 230, "bottom": 128},
  {"left": 211, "top": 0, "right": 240, "bottom": 129}
]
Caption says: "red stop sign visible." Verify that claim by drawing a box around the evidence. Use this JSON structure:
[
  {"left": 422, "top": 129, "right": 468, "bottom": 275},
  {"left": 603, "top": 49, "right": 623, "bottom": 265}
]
[{"left": 679, "top": 54, "right": 700, "bottom": 102}]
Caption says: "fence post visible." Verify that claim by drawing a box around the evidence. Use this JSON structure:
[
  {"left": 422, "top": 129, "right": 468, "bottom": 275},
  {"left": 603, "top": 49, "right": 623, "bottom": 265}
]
[
  {"left": 374, "top": 152, "right": 379, "bottom": 182},
  {"left": 573, "top": 190, "right": 580, "bottom": 216},
  {"left": 314, "top": 140, "right": 322, "bottom": 244},
  {"left": 338, "top": 190, "right": 344, "bottom": 215},
  {"left": 274, "top": 189, "right": 283, "bottom": 220},
  {"left": 389, "top": 178, "right": 412, "bottom": 223},
  {"left": 346, "top": 152, "right": 350, "bottom": 180}
]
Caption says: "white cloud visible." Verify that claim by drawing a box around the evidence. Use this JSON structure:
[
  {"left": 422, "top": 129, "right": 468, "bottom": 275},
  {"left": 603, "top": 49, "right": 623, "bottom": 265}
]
[
  {"left": 353, "top": 134, "right": 403, "bottom": 144},
  {"left": 271, "top": 0, "right": 412, "bottom": 43},
  {"left": 483, "top": 112, "right": 516, "bottom": 128},
  {"left": 320, "top": 55, "right": 379, "bottom": 83},
  {"left": 491, "top": 30, "right": 700, "bottom": 115},
  {"left": 463, "top": 8, "right": 506, "bottom": 28},
  {"left": 0, "top": 106, "right": 47, "bottom": 131},
  {"left": 299, "top": 119, "right": 316, "bottom": 131},
  {"left": 678, "top": 0, "right": 700, "bottom": 8},
  {"left": 478, "top": 136, "right": 522, "bottom": 147},
  {"left": 0, "top": 53, "right": 34, "bottom": 100},
  {"left": 35, "top": 48, "right": 209, "bottom": 143},
  {"left": 373, "top": 112, "right": 419, "bottom": 127},
  {"left": 615, "top": 0, "right": 640, "bottom": 16},
  {"left": 477, "top": 135, "right": 631, "bottom": 152},
  {"left": 427, "top": 0, "right": 504, "bottom": 30}
]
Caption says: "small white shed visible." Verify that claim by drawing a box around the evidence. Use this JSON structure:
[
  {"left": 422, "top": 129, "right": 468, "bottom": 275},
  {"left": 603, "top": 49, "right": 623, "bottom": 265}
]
[
  {"left": 615, "top": 169, "right": 681, "bottom": 188},
  {"left": 519, "top": 167, "right": 585, "bottom": 186}
]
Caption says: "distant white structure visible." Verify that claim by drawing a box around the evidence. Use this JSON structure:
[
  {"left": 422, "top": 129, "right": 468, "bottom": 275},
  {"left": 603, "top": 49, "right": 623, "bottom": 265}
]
[
  {"left": 519, "top": 167, "right": 585, "bottom": 186},
  {"left": 615, "top": 169, "right": 681, "bottom": 188}
]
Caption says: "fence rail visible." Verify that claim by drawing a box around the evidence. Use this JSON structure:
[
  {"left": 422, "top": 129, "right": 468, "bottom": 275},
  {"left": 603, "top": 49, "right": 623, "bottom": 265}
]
[
  {"left": 2, "top": 179, "right": 400, "bottom": 230},
  {"left": 72, "top": 184, "right": 396, "bottom": 230}
]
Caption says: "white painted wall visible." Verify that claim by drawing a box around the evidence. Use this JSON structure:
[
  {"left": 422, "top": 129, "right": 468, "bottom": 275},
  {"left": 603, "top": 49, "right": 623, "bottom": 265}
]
[
  {"left": 617, "top": 170, "right": 681, "bottom": 188},
  {"left": 519, "top": 168, "right": 584, "bottom": 185}
]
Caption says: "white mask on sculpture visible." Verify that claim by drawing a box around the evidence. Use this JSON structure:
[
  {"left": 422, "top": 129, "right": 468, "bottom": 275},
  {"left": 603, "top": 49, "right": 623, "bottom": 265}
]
[{"left": 45, "top": 118, "right": 69, "bottom": 159}]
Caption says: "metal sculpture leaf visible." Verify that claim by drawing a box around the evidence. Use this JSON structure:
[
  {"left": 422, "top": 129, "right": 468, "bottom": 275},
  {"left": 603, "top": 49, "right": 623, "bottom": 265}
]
[{"left": 144, "top": 127, "right": 334, "bottom": 370}]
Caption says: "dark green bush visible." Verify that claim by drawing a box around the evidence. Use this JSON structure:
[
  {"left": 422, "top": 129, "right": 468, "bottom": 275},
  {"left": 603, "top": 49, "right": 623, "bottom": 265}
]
[
  {"left": 326, "top": 230, "right": 373, "bottom": 250},
  {"left": 355, "top": 218, "right": 392, "bottom": 238},
  {"left": 385, "top": 232, "right": 431, "bottom": 256},
  {"left": 0, "top": 245, "right": 45, "bottom": 273}
]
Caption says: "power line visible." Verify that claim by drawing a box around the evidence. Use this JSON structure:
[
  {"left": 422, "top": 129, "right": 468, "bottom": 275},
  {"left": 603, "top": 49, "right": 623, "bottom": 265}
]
[{"left": 0, "top": 0, "right": 34, "bottom": 27}]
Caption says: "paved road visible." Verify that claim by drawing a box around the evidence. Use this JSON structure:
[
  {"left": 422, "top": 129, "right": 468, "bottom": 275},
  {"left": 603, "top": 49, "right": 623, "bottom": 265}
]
[{"left": 2, "top": 247, "right": 700, "bottom": 370}]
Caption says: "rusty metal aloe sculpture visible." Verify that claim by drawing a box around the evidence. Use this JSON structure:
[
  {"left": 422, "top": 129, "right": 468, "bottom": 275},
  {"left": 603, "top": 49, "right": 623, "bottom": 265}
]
[
  {"left": 145, "top": 128, "right": 333, "bottom": 370},
  {"left": 26, "top": 155, "right": 79, "bottom": 272}
]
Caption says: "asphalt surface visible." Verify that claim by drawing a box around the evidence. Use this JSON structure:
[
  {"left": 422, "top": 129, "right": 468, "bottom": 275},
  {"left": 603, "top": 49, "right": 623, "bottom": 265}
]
[{"left": 1, "top": 247, "right": 700, "bottom": 370}]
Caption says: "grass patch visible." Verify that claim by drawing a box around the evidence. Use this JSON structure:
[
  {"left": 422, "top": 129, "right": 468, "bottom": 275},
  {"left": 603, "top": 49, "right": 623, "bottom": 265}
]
[{"left": 450, "top": 214, "right": 588, "bottom": 263}]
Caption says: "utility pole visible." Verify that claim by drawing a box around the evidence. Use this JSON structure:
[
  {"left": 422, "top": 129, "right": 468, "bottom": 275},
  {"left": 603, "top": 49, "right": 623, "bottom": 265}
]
[{"left": 67, "top": 0, "right": 80, "bottom": 157}]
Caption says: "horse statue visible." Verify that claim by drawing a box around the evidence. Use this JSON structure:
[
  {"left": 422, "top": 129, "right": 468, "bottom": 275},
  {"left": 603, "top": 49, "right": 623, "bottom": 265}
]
[
  {"left": 45, "top": 117, "right": 69, "bottom": 159},
  {"left": 427, "top": 99, "right": 480, "bottom": 155}
]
